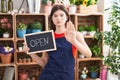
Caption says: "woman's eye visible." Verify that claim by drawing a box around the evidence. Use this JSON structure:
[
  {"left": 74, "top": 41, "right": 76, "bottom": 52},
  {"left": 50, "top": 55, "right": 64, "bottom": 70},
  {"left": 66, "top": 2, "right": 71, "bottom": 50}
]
[
  {"left": 53, "top": 15, "right": 57, "bottom": 17},
  {"left": 60, "top": 14, "right": 64, "bottom": 17}
]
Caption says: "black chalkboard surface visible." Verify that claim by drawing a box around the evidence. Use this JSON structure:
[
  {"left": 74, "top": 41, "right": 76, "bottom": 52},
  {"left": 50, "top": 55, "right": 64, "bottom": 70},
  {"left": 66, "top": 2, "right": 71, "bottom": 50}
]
[{"left": 24, "top": 30, "right": 56, "bottom": 54}]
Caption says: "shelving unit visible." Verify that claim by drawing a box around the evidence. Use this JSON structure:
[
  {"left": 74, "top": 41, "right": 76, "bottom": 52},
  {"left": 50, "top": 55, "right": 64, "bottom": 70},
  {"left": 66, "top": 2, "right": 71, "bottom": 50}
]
[
  {"left": 75, "top": 13, "right": 103, "bottom": 80},
  {"left": 13, "top": 13, "right": 48, "bottom": 80},
  {"left": 0, "top": 13, "right": 103, "bottom": 80}
]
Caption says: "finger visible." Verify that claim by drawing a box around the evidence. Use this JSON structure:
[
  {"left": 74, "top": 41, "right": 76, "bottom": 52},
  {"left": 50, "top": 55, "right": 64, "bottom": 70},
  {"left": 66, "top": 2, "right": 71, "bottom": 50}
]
[
  {"left": 66, "top": 21, "right": 75, "bottom": 31},
  {"left": 69, "top": 21, "right": 75, "bottom": 31}
]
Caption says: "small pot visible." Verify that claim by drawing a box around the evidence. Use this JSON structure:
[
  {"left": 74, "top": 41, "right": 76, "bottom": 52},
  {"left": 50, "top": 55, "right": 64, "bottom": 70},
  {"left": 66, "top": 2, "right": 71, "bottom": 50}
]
[
  {"left": 18, "top": 47, "right": 23, "bottom": 51},
  {"left": 3, "top": 32, "right": 10, "bottom": 38},
  {"left": 19, "top": 72, "right": 28, "bottom": 80},
  {"left": 0, "top": 53, "right": 12, "bottom": 64}
]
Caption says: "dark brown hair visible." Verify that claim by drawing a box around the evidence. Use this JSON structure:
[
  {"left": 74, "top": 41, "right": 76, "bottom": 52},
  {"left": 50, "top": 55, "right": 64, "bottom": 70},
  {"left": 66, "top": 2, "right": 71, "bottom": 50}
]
[{"left": 49, "top": 4, "right": 70, "bottom": 31}]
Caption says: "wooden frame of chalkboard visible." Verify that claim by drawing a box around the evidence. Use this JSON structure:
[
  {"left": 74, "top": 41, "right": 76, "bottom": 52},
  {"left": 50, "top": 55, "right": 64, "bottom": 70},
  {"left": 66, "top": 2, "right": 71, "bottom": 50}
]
[{"left": 24, "top": 30, "right": 56, "bottom": 54}]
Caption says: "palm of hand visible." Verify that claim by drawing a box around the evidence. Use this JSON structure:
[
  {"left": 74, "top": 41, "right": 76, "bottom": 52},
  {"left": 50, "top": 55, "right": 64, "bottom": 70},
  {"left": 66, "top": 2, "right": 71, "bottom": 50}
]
[{"left": 65, "top": 21, "right": 76, "bottom": 44}]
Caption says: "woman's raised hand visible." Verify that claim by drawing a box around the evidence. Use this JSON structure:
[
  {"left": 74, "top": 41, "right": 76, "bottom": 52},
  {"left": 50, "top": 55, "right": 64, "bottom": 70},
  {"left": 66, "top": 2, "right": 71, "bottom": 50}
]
[{"left": 65, "top": 21, "right": 76, "bottom": 44}]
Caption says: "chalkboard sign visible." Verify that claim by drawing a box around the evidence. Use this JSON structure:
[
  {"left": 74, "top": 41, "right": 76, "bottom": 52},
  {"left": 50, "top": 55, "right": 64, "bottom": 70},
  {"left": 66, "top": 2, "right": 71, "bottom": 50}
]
[{"left": 24, "top": 30, "right": 56, "bottom": 54}]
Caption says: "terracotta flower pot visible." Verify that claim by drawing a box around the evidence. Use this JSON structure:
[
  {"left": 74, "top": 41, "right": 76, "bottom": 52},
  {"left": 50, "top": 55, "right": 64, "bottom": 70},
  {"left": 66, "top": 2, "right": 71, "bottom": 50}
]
[
  {"left": 0, "top": 53, "right": 12, "bottom": 64},
  {"left": 19, "top": 72, "right": 28, "bottom": 80}
]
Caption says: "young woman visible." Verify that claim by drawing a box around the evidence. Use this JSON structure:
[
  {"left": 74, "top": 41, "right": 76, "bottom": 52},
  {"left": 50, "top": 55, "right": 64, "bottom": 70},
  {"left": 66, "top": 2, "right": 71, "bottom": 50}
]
[{"left": 23, "top": 4, "right": 92, "bottom": 80}]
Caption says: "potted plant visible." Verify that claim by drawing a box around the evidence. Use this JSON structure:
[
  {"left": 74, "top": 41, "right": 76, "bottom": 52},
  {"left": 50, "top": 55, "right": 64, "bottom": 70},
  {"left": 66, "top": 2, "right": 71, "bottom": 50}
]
[
  {"left": 44, "top": 0, "right": 52, "bottom": 15},
  {"left": 0, "top": 45, "right": 14, "bottom": 64},
  {"left": 103, "top": 1, "right": 120, "bottom": 75},
  {"left": 78, "top": 26, "right": 86, "bottom": 36},
  {"left": 90, "top": 31, "right": 103, "bottom": 57},
  {"left": 89, "top": 25, "right": 97, "bottom": 36},
  {"left": 17, "top": 23, "right": 27, "bottom": 38},
  {"left": 31, "top": 22, "right": 42, "bottom": 33},
  {"left": 90, "top": 45, "right": 101, "bottom": 57},
  {"left": 78, "top": 51, "right": 85, "bottom": 58},
  {"left": 75, "top": 0, "right": 98, "bottom": 13},
  {"left": 0, "top": 17, "right": 12, "bottom": 38},
  {"left": 89, "top": 65, "right": 100, "bottom": 79},
  {"left": 69, "top": 0, "right": 76, "bottom": 14},
  {"left": 18, "top": 43, "right": 23, "bottom": 51},
  {"left": 80, "top": 67, "right": 88, "bottom": 80}
]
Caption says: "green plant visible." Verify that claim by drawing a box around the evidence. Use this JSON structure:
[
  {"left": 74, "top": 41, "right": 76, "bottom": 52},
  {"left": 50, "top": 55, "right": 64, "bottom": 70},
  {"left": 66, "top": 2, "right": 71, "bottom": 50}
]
[
  {"left": 104, "top": 1, "right": 120, "bottom": 74},
  {"left": 18, "top": 43, "right": 23, "bottom": 47},
  {"left": 42, "top": 0, "right": 55, "bottom": 4},
  {"left": 78, "top": 25, "right": 96, "bottom": 32},
  {"left": 94, "top": 31, "right": 103, "bottom": 45},
  {"left": 89, "top": 65, "right": 99, "bottom": 73},
  {"left": 75, "top": 0, "right": 97, "bottom": 6},
  {"left": 90, "top": 45, "right": 101, "bottom": 57},
  {"left": 70, "top": 0, "right": 76, "bottom": 5},
  {"left": 78, "top": 26, "right": 85, "bottom": 31},
  {"left": 89, "top": 25, "right": 97, "bottom": 31},
  {"left": 17, "top": 23, "right": 27, "bottom": 30},
  {"left": 31, "top": 22, "right": 42, "bottom": 30}
]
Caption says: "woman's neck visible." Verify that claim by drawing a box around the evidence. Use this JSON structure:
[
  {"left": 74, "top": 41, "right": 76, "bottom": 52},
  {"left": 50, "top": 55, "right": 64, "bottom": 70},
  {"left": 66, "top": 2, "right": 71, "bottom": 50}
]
[{"left": 55, "top": 26, "right": 66, "bottom": 34}]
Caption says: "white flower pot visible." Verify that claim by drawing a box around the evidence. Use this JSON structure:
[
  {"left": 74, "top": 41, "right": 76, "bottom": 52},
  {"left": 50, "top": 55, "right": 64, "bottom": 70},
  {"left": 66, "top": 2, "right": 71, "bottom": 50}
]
[
  {"left": 18, "top": 47, "right": 23, "bottom": 51},
  {"left": 81, "top": 31, "right": 87, "bottom": 36},
  {"left": 90, "top": 31, "right": 96, "bottom": 36},
  {"left": 3, "top": 32, "right": 10, "bottom": 38},
  {"left": 69, "top": 5, "right": 76, "bottom": 14},
  {"left": 79, "top": 54, "right": 85, "bottom": 58}
]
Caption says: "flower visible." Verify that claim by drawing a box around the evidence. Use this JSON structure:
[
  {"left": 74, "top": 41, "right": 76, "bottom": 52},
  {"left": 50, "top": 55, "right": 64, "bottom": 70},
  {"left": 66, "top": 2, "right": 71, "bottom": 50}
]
[
  {"left": 81, "top": 67, "right": 88, "bottom": 74},
  {"left": 0, "top": 46, "right": 14, "bottom": 55},
  {"left": 0, "top": 17, "right": 12, "bottom": 33},
  {"left": 75, "top": 0, "right": 97, "bottom": 6}
]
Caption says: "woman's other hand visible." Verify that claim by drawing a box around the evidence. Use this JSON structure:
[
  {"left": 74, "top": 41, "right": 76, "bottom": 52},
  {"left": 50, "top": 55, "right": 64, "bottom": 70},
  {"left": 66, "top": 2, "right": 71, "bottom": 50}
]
[
  {"left": 23, "top": 42, "right": 30, "bottom": 53},
  {"left": 65, "top": 21, "right": 76, "bottom": 44}
]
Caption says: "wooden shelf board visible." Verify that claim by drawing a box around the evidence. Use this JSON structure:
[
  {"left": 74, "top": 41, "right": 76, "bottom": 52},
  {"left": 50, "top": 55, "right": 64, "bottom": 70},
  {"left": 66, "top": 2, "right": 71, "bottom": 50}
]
[
  {"left": 0, "top": 38, "right": 14, "bottom": 41},
  {"left": 78, "top": 58, "right": 102, "bottom": 62},
  {"left": 17, "top": 62, "right": 38, "bottom": 66},
  {"left": 84, "top": 36, "right": 94, "bottom": 38},
  {"left": 75, "top": 12, "right": 103, "bottom": 16},
  {"left": 16, "top": 38, "right": 24, "bottom": 41},
  {"left": 0, "top": 63, "right": 15, "bottom": 67},
  {"left": 14, "top": 13, "right": 47, "bottom": 16},
  {"left": 79, "top": 77, "right": 99, "bottom": 80}
]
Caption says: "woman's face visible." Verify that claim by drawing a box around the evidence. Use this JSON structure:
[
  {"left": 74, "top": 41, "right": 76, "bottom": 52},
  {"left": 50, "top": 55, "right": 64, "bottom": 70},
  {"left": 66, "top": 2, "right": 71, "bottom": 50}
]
[{"left": 52, "top": 10, "right": 68, "bottom": 27}]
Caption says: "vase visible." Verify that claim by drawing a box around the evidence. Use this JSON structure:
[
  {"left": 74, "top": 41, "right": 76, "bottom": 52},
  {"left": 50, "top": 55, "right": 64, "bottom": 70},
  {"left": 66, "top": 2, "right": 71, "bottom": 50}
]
[
  {"left": 19, "top": 72, "right": 28, "bottom": 80},
  {"left": 118, "top": 70, "right": 120, "bottom": 80},
  {"left": 27, "top": 0, "right": 34, "bottom": 13},
  {"left": 35, "top": 0, "right": 41, "bottom": 14},
  {"left": 3, "top": 32, "right": 10, "bottom": 38},
  {"left": 100, "top": 65, "right": 107, "bottom": 80},
  {"left": 0, "top": 53, "right": 12, "bottom": 64},
  {"left": 90, "top": 72, "right": 98, "bottom": 79},
  {"left": 1, "top": 0, "right": 7, "bottom": 13},
  {"left": 80, "top": 74, "right": 87, "bottom": 79},
  {"left": 69, "top": 5, "right": 76, "bottom": 14},
  {"left": 44, "top": 0, "right": 52, "bottom": 15},
  {"left": 7, "top": 0, "right": 13, "bottom": 12},
  {"left": 32, "top": 29, "right": 41, "bottom": 33},
  {"left": 17, "top": 30, "right": 26, "bottom": 38}
]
